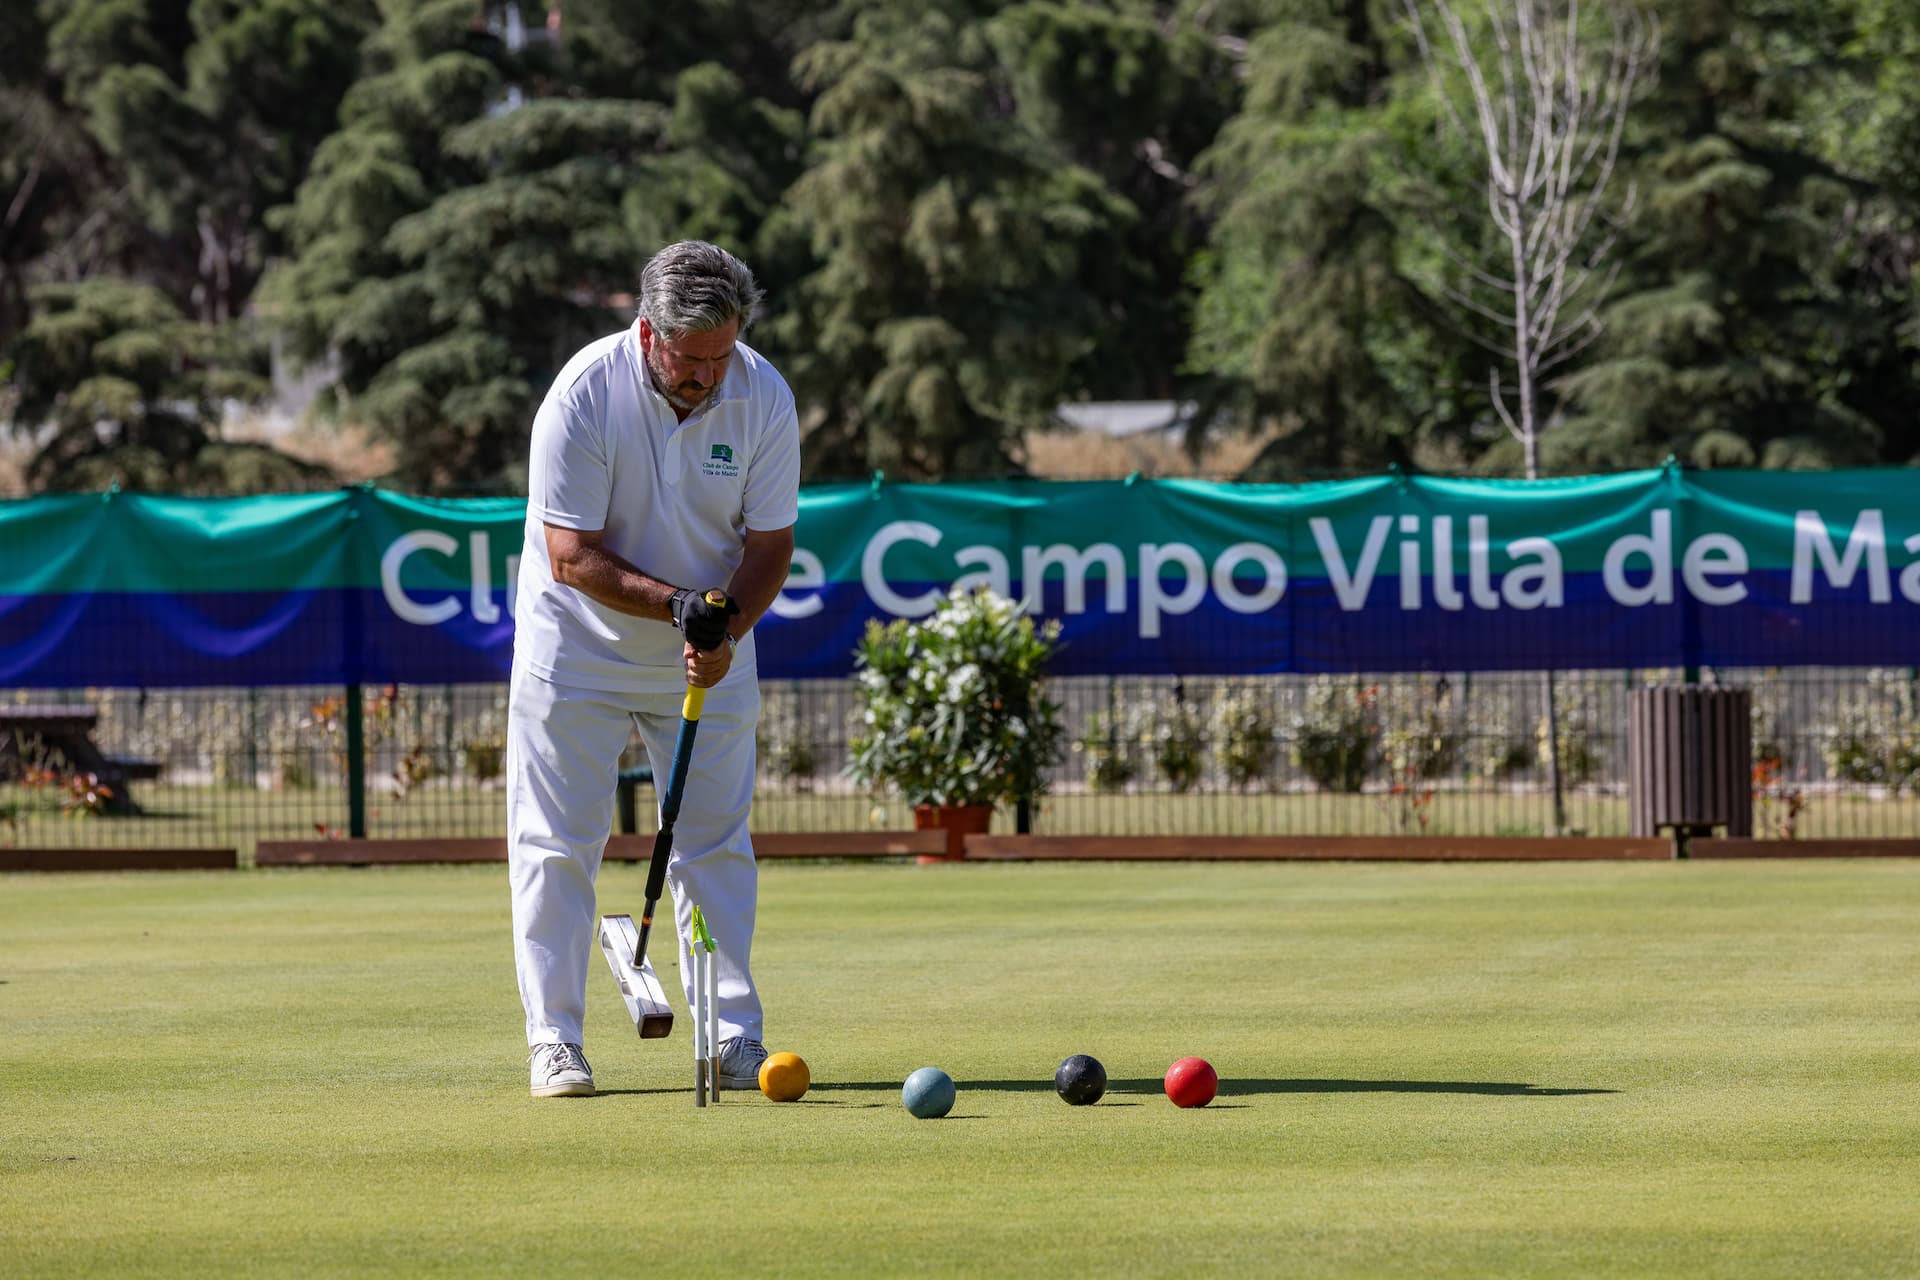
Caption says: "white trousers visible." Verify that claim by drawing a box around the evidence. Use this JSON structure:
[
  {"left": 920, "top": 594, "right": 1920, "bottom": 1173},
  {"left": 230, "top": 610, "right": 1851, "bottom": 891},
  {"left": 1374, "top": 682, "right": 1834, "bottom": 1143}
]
[{"left": 507, "top": 664, "right": 762, "bottom": 1049}]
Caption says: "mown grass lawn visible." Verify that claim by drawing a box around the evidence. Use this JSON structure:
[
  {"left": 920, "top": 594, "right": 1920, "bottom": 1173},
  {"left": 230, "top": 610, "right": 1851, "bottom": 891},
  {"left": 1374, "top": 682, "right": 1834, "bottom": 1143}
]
[{"left": 4, "top": 859, "right": 1917, "bottom": 1277}]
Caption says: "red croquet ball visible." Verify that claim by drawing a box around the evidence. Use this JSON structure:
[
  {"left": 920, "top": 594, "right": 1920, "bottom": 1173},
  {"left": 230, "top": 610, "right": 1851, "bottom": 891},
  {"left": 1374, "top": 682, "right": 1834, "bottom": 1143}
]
[{"left": 1164, "top": 1056, "right": 1218, "bottom": 1108}]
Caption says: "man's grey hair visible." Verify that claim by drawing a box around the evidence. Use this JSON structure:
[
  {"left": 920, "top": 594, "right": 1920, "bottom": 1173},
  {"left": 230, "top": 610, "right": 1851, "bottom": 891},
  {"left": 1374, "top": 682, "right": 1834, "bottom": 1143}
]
[{"left": 636, "top": 241, "right": 764, "bottom": 337}]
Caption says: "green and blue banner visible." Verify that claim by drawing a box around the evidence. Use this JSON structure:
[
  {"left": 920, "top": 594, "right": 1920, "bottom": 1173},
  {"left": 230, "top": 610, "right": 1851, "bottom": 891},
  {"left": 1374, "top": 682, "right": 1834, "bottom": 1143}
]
[{"left": 2, "top": 467, "right": 1917, "bottom": 687}]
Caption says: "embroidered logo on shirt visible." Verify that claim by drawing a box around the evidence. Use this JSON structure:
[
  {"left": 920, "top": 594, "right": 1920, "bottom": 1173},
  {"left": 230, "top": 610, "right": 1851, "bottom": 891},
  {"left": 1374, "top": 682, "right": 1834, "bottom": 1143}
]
[{"left": 703, "top": 442, "right": 740, "bottom": 478}]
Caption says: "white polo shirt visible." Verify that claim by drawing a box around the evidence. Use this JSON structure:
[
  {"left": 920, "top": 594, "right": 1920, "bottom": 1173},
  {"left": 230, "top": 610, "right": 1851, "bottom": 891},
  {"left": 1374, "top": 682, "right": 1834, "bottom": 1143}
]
[{"left": 514, "top": 321, "right": 801, "bottom": 693}]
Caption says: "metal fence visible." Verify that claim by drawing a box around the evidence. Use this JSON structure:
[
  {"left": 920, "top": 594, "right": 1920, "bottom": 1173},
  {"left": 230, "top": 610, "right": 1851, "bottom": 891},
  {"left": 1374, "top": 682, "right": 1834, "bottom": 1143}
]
[{"left": 4, "top": 667, "right": 1915, "bottom": 855}]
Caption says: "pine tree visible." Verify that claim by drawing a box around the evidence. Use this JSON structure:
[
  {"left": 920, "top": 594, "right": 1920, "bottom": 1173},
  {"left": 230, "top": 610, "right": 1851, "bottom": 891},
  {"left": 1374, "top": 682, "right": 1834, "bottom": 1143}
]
[
  {"left": 984, "top": 1, "right": 1235, "bottom": 405},
  {"left": 10, "top": 276, "right": 331, "bottom": 491},
  {"left": 2, "top": 0, "right": 372, "bottom": 489},
  {"left": 0, "top": 3, "right": 100, "bottom": 357},
  {"left": 1188, "top": 0, "right": 1461, "bottom": 478},
  {"left": 264, "top": 0, "right": 808, "bottom": 492},
  {"left": 770, "top": 0, "right": 1134, "bottom": 479},
  {"left": 1550, "top": 0, "right": 1917, "bottom": 471},
  {"left": 1801, "top": 0, "right": 1920, "bottom": 464}
]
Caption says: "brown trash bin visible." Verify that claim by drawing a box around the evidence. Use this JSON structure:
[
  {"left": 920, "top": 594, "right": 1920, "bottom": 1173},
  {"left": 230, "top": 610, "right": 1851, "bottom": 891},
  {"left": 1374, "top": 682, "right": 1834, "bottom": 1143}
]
[{"left": 1628, "top": 686, "right": 1753, "bottom": 841}]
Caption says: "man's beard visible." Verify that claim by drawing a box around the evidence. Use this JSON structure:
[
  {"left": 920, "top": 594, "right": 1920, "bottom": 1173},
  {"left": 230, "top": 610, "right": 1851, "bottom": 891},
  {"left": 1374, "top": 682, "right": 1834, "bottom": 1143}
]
[{"left": 646, "top": 345, "right": 712, "bottom": 412}]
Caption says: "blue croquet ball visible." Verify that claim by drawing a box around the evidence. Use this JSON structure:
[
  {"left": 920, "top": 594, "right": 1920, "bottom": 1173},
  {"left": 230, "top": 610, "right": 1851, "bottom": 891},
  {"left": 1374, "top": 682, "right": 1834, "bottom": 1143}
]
[
  {"left": 902, "top": 1067, "right": 956, "bottom": 1119},
  {"left": 1054, "top": 1053, "right": 1106, "bottom": 1105}
]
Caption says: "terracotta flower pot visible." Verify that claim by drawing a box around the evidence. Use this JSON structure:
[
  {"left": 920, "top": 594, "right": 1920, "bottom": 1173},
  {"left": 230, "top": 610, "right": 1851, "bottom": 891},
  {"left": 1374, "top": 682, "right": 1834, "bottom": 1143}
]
[{"left": 912, "top": 803, "right": 993, "bottom": 863}]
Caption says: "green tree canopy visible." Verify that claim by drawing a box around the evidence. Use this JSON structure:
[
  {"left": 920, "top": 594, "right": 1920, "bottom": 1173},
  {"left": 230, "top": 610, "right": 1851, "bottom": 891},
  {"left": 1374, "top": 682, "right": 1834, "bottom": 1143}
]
[
  {"left": 264, "top": 0, "right": 810, "bottom": 491},
  {"left": 1552, "top": 0, "right": 1920, "bottom": 471},
  {"left": 772, "top": 1, "right": 1135, "bottom": 478},
  {"left": 2, "top": 0, "right": 373, "bottom": 488},
  {"left": 10, "top": 276, "right": 327, "bottom": 491},
  {"left": 1189, "top": 0, "right": 1461, "bottom": 477},
  {"left": 2, "top": 0, "right": 1916, "bottom": 493}
]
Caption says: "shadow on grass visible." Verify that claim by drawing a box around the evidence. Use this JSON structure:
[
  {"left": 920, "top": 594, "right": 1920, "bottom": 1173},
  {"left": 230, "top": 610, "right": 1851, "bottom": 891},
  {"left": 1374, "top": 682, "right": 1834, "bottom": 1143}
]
[
  {"left": 589, "top": 1087, "right": 702, "bottom": 1097},
  {"left": 588, "top": 1088, "right": 888, "bottom": 1106},
  {"left": 1216, "top": 1079, "right": 1614, "bottom": 1098},
  {"left": 811, "top": 1079, "right": 1614, "bottom": 1098}
]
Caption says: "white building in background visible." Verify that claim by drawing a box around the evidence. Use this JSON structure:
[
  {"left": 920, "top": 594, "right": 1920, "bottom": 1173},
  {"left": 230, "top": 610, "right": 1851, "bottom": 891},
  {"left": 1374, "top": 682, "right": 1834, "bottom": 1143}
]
[
  {"left": 487, "top": 2, "right": 563, "bottom": 111},
  {"left": 1051, "top": 401, "right": 1202, "bottom": 441},
  {"left": 1032, "top": 401, "right": 1237, "bottom": 479}
]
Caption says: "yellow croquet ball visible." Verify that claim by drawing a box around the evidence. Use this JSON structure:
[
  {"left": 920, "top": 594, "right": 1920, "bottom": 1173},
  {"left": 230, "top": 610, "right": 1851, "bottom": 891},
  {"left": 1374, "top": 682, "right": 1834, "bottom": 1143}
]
[{"left": 759, "top": 1051, "right": 810, "bottom": 1101}]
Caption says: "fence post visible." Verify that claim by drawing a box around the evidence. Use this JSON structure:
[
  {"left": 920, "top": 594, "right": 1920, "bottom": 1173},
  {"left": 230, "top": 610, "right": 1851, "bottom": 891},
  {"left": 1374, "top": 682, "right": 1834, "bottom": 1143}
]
[
  {"left": 243, "top": 689, "right": 259, "bottom": 785},
  {"left": 342, "top": 485, "right": 370, "bottom": 838},
  {"left": 1544, "top": 670, "right": 1567, "bottom": 835},
  {"left": 346, "top": 683, "right": 367, "bottom": 838}
]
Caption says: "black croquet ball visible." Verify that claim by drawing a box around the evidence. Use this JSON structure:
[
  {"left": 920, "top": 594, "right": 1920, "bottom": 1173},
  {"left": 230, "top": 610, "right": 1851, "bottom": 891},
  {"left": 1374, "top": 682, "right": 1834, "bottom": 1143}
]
[{"left": 1054, "top": 1053, "right": 1107, "bottom": 1105}]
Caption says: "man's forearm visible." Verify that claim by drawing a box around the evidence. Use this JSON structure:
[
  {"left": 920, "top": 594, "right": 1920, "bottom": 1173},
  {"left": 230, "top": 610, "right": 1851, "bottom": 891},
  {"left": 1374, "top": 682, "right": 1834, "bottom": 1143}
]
[
  {"left": 548, "top": 523, "right": 790, "bottom": 636},
  {"left": 551, "top": 541, "right": 678, "bottom": 621}
]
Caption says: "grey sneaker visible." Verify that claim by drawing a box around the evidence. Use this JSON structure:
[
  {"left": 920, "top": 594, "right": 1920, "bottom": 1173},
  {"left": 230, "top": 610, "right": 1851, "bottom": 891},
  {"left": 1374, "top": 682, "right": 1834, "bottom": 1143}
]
[
  {"left": 715, "top": 1036, "right": 768, "bottom": 1091},
  {"left": 530, "top": 1042, "right": 594, "bottom": 1098}
]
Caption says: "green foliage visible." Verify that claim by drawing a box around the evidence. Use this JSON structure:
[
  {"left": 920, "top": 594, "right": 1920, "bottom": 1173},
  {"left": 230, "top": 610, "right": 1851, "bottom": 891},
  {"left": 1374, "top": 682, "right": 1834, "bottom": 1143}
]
[
  {"left": 261, "top": 1, "right": 552, "bottom": 490},
  {"left": 4, "top": 0, "right": 1920, "bottom": 493},
  {"left": 1211, "top": 685, "right": 1280, "bottom": 791},
  {"left": 1816, "top": 669, "right": 1920, "bottom": 793},
  {"left": 1291, "top": 678, "right": 1381, "bottom": 793},
  {"left": 44, "top": 0, "right": 375, "bottom": 317},
  {"left": 1459, "top": 684, "right": 1537, "bottom": 781},
  {"left": 1075, "top": 710, "right": 1139, "bottom": 793},
  {"left": 2, "top": 0, "right": 372, "bottom": 488},
  {"left": 1144, "top": 690, "right": 1206, "bottom": 793},
  {"left": 772, "top": 3, "right": 1134, "bottom": 479},
  {"left": 0, "top": 730, "right": 117, "bottom": 831},
  {"left": 628, "top": 62, "right": 805, "bottom": 256},
  {"left": 1550, "top": 0, "right": 1920, "bottom": 472},
  {"left": 985, "top": 1, "right": 1234, "bottom": 404},
  {"left": 1381, "top": 681, "right": 1459, "bottom": 782},
  {"left": 1188, "top": 3, "right": 1456, "bottom": 477},
  {"left": 757, "top": 690, "right": 820, "bottom": 789},
  {"left": 9, "top": 276, "right": 327, "bottom": 491},
  {"left": 848, "top": 586, "right": 1066, "bottom": 809},
  {"left": 263, "top": 2, "right": 811, "bottom": 491},
  {"left": 462, "top": 739, "right": 504, "bottom": 784},
  {"left": 1537, "top": 680, "right": 1602, "bottom": 788}
]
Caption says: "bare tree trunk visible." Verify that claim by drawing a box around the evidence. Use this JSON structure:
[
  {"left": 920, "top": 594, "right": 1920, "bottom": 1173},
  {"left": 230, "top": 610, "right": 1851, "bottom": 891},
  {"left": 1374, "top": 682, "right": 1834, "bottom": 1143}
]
[
  {"left": 1510, "top": 196, "right": 1540, "bottom": 478},
  {"left": 1509, "top": 186, "right": 1564, "bottom": 832},
  {"left": 1402, "top": 0, "right": 1657, "bottom": 468},
  {"left": 1403, "top": 0, "right": 1656, "bottom": 835},
  {"left": 1542, "top": 675, "right": 1566, "bottom": 832}
]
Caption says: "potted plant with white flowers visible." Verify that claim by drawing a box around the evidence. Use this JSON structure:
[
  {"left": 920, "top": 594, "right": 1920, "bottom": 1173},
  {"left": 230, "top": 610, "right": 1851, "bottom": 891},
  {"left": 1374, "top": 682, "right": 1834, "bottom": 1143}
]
[{"left": 848, "top": 586, "right": 1067, "bottom": 859}]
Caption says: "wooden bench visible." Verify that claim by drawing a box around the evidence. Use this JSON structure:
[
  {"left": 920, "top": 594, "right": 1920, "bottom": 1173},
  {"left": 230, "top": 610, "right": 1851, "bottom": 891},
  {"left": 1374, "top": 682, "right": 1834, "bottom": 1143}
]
[
  {"left": 106, "top": 756, "right": 165, "bottom": 781},
  {"left": 0, "top": 706, "right": 143, "bottom": 815}
]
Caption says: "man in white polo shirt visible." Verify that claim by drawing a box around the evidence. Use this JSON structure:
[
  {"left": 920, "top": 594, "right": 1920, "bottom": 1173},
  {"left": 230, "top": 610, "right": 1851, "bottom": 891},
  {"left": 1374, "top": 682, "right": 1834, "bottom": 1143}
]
[{"left": 509, "top": 240, "right": 800, "bottom": 1098}]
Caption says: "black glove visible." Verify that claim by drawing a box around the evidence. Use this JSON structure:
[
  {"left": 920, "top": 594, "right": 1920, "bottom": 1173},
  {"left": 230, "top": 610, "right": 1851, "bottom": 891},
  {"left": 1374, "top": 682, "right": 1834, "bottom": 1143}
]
[{"left": 668, "top": 588, "right": 740, "bottom": 651}]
